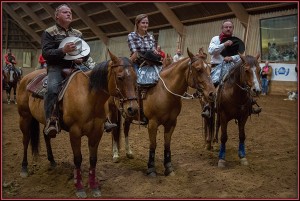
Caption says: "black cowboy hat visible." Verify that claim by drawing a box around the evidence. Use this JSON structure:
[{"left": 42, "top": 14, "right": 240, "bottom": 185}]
[
  {"left": 138, "top": 50, "right": 162, "bottom": 65},
  {"left": 220, "top": 36, "right": 245, "bottom": 57}
]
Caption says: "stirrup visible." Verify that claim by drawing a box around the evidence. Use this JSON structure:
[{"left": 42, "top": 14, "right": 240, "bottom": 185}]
[
  {"left": 44, "top": 119, "right": 59, "bottom": 138},
  {"left": 104, "top": 121, "right": 117, "bottom": 133}
]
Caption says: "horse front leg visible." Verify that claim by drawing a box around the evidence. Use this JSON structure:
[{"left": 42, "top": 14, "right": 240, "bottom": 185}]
[
  {"left": 13, "top": 85, "right": 17, "bottom": 104},
  {"left": 6, "top": 87, "right": 11, "bottom": 104},
  {"left": 69, "top": 135, "right": 86, "bottom": 198},
  {"left": 124, "top": 119, "right": 134, "bottom": 159},
  {"left": 218, "top": 117, "right": 228, "bottom": 168},
  {"left": 147, "top": 122, "right": 158, "bottom": 177},
  {"left": 163, "top": 124, "right": 176, "bottom": 176},
  {"left": 87, "top": 131, "right": 102, "bottom": 197},
  {"left": 238, "top": 120, "right": 249, "bottom": 166}
]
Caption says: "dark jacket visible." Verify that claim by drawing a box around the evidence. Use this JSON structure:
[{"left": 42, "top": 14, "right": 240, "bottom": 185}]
[{"left": 41, "top": 23, "right": 89, "bottom": 68}]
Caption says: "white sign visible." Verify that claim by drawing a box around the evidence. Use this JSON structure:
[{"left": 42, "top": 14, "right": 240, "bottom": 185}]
[{"left": 260, "top": 63, "right": 298, "bottom": 82}]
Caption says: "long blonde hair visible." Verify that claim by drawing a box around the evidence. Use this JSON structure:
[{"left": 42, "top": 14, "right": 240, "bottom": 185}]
[{"left": 134, "top": 14, "right": 148, "bottom": 32}]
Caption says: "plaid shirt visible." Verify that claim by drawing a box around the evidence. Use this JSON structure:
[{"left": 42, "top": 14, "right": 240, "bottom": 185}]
[{"left": 127, "top": 31, "right": 156, "bottom": 54}]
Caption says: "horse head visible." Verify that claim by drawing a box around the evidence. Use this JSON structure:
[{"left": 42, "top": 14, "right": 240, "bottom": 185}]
[
  {"left": 107, "top": 49, "right": 139, "bottom": 117},
  {"left": 239, "top": 53, "right": 262, "bottom": 96},
  {"left": 187, "top": 48, "right": 216, "bottom": 102}
]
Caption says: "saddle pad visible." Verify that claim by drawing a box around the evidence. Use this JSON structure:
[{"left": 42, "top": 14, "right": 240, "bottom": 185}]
[
  {"left": 137, "top": 65, "right": 162, "bottom": 86},
  {"left": 26, "top": 72, "right": 47, "bottom": 98}
]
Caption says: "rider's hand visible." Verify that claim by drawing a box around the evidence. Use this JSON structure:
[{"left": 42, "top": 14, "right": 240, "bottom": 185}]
[
  {"left": 62, "top": 42, "right": 76, "bottom": 53},
  {"left": 224, "top": 40, "right": 233, "bottom": 47},
  {"left": 224, "top": 56, "right": 233, "bottom": 62}
]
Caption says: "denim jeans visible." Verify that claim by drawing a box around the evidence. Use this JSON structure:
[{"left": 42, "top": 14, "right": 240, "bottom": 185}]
[
  {"left": 261, "top": 77, "right": 269, "bottom": 94},
  {"left": 44, "top": 66, "right": 64, "bottom": 120}
]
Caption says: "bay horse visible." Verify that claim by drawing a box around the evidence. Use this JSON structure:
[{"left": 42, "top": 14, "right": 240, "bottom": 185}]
[
  {"left": 3, "top": 65, "right": 22, "bottom": 104},
  {"left": 109, "top": 48, "right": 216, "bottom": 176},
  {"left": 16, "top": 50, "right": 139, "bottom": 198},
  {"left": 214, "top": 54, "right": 261, "bottom": 168}
]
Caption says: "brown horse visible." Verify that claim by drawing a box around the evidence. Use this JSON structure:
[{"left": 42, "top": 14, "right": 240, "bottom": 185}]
[
  {"left": 109, "top": 48, "right": 216, "bottom": 176},
  {"left": 3, "top": 65, "right": 22, "bottom": 104},
  {"left": 16, "top": 50, "right": 139, "bottom": 198},
  {"left": 213, "top": 54, "right": 261, "bottom": 168}
]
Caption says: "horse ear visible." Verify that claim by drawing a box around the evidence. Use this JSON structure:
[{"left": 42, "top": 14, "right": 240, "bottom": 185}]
[
  {"left": 238, "top": 52, "right": 246, "bottom": 62},
  {"left": 255, "top": 53, "right": 260, "bottom": 60},
  {"left": 108, "top": 49, "right": 118, "bottom": 63},
  {"left": 199, "top": 47, "right": 204, "bottom": 54},
  {"left": 187, "top": 48, "right": 194, "bottom": 58},
  {"left": 199, "top": 47, "right": 207, "bottom": 59}
]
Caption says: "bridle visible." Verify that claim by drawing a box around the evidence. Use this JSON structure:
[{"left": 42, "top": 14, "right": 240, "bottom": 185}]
[
  {"left": 109, "top": 58, "right": 138, "bottom": 108},
  {"left": 187, "top": 56, "right": 210, "bottom": 93}
]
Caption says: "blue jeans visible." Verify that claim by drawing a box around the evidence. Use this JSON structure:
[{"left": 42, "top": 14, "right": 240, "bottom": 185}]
[
  {"left": 44, "top": 66, "right": 64, "bottom": 120},
  {"left": 261, "top": 78, "right": 269, "bottom": 94}
]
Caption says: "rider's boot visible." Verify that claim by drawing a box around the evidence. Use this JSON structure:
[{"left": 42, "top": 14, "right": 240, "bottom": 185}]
[{"left": 104, "top": 119, "right": 117, "bottom": 133}]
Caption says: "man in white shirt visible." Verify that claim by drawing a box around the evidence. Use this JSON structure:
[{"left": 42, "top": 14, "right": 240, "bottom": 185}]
[
  {"left": 173, "top": 49, "right": 184, "bottom": 62},
  {"left": 201, "top": 19, "right": 261, "bottom": 118}
]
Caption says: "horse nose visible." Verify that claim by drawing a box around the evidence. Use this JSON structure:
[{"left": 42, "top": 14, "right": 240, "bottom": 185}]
[{"left": 127, "top": 106, "right": 138, "bottom": 117}]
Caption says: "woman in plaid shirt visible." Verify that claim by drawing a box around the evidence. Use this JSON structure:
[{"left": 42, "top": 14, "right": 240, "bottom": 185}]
[{"left": 127, "top": 14, "right": 160, "bottom": 63}]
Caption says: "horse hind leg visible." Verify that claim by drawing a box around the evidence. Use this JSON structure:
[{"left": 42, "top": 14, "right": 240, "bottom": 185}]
[{"left": 43, "top": 135, "right": 57, "bottom": 168}]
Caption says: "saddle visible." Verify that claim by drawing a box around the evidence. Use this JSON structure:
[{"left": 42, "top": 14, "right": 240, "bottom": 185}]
[{"left": 26, "top": 68, "right": 80, "bottom": 100}]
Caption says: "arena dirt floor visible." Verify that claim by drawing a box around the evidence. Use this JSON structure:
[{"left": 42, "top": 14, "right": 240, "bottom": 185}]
[{"left": 1, "top": 68, "right": 298, "bottom": 199}]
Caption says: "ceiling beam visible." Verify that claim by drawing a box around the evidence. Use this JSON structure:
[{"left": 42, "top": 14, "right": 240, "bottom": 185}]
[
  {"left": 39, "top": 3, "right": 55, "bottom": 20},
  {"left": 69, "top": 3, "right": 109, "bottom": 46},
  {"left": 2, "top": 3, "right": 41, "bottom": 45},
  {"left": 18, "top": 3, "right": 48, "bottom": 30},
  {"left": 103, "top": 3, "right": 134, "bottom": 32},
  {"left": 227, "top": 3, "right": 249, "bottom": 28},
  {"left": 154, "top": 3, "right": 184, "bottom": 36}
]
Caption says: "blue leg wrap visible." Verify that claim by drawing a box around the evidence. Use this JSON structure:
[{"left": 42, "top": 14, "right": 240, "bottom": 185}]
[
  {"left": 238, "top": 143, "right": 246, "bottom": 158},
  {"left": 218, "top": 143, "right": 226, "bottom": 160}
]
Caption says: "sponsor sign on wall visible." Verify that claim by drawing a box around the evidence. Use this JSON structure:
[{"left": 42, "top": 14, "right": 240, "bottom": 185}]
[{"left": 259, "top": 63, "right": 298, "bottom": 82}]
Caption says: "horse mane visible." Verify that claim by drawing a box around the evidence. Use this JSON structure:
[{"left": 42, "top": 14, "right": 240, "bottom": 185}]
[
  {"left": 89, "top": 57, "right": 133, "bottom": 91},
  {"left": 89, "top": 60, "right": 109, "bottom": 91}
]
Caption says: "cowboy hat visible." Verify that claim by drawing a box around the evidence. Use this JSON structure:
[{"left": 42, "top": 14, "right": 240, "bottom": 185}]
[
  {"left": 220, "top": 36, "right": 245, "bottom": 57},
  {"left": 138, "top": 50, "right": 162, "bottom": 65},
  {"left": 58, "top": 37, "right": 90, "bottom": 60}
]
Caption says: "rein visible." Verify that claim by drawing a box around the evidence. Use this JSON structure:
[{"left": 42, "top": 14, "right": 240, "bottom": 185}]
[{"left": 157, "top": 58, "right": 201, "bottom": 100}]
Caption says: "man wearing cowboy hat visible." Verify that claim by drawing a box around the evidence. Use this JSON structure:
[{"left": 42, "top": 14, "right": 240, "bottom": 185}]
[
  {"left": 42, "top": 4, "right": 116, "bottom": 137},
  {"left": 201, "top": 19, "right": 262, "bottom": 118}
]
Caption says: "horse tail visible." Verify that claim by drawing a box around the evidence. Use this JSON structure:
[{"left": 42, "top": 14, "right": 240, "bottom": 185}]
[{"left": 30, "top": 117, "right": 40, "bottom": 156}]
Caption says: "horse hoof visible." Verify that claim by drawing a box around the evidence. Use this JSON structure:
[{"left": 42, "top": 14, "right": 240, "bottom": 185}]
[
  {"left": 126, "top": 153, "right": 134, "bottom": 159},
  {"left": 20, "top": 171, "right": 28, "bottom": 178},
  {"left": 240, "top": 158, "right": 249, "bottom": 166},
  {"left": 218, "top": 159, "right": 226, "bottom": 168},
  {"left": 147, "top": 172, "right": 157, "bottom": 177},
  {"left": 166, "top": 171, "right": 175, "bottom": 177},
  {"left": 113, "top": 156, "right": 120, "bottom": 163},
  {"left": 205, "top": 143, "right": 212, "bottom": 150},
  {"left": 91, "top": 188, "right": 101, "bottom": 197},
  {"left": 76, "top": 189, "right": 87, "bottom": 198}
]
